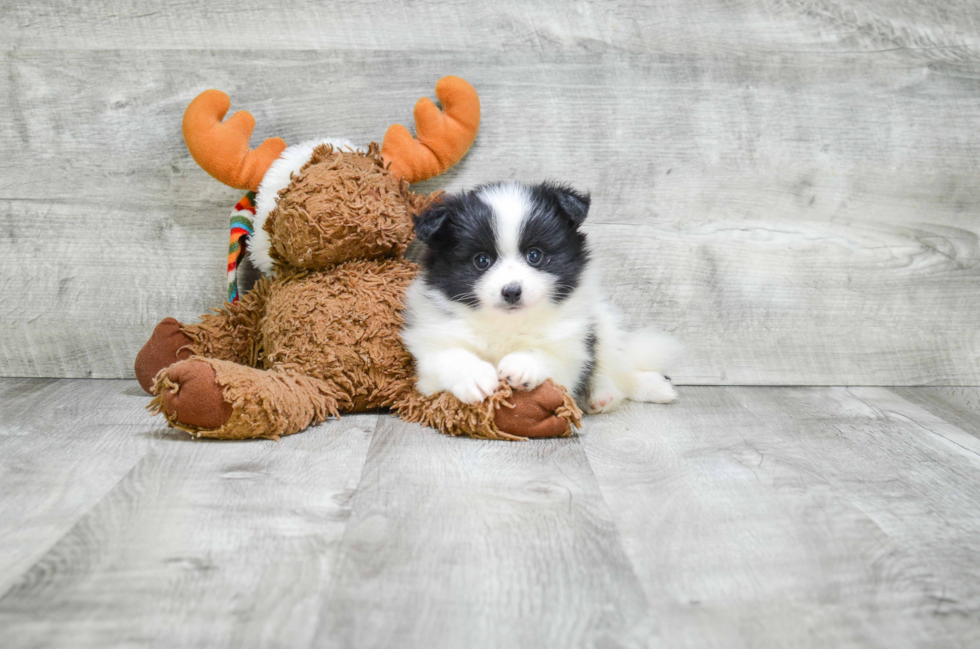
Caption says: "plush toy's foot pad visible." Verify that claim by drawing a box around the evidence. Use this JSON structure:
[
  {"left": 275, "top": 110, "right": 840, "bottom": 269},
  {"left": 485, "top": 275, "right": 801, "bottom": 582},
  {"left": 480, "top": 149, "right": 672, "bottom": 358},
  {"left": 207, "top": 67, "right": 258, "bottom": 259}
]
[
  {"left": 158, "top": 359, "right": 233, "bottom": 431},
  {"left": 494, "top": 381, "right": 578, "bottom": 439},
  {"left": 135, "top": 317, "right": 194, "bottom": 394}
]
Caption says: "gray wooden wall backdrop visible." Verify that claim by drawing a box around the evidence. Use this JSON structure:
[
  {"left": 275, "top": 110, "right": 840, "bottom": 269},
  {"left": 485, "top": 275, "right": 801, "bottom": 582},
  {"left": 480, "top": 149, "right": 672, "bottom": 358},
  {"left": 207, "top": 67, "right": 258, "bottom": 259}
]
[{"left": 2, "top": 0, "right": 979, "bottom": 384}]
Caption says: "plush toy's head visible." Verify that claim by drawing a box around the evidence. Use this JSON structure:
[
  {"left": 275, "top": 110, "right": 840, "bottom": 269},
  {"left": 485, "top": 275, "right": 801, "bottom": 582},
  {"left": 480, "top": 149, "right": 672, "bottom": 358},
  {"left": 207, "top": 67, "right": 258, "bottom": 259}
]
[
  {"left": 250, "top": 141, "right": 428, "bottom": 273},
  {"left": 182, "top": 77, "right": 480, "bottom": 276}
]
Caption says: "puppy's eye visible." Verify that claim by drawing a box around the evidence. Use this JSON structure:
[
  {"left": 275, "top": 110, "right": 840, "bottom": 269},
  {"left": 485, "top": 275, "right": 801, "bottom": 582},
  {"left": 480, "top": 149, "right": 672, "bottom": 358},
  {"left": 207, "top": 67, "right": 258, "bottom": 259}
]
[
  {"left": 525, "top": 248, "right": 544, "bottom": 266},
  {"left": 473, "top": 252, "right": 492, "bottom": 270}
]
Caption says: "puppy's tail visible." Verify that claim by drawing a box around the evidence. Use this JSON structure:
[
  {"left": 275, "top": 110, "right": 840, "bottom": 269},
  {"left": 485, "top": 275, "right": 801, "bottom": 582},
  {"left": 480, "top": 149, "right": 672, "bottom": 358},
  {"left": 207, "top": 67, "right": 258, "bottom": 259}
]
[{"left": 624, "top": 328, "right": 684, "bottom": 374}]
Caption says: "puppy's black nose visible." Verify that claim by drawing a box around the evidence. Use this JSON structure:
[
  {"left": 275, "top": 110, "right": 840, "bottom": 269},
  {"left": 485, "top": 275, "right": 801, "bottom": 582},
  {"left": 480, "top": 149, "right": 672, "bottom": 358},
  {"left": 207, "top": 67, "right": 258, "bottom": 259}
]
[{"left": 501, "top": 283, "right": 522, "bottom": 304}]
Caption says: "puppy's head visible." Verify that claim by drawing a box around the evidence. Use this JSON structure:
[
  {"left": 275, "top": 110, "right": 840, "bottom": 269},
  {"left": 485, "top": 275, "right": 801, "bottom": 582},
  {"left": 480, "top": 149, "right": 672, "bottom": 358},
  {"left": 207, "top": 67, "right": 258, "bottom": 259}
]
[{"left": 414, "top": 181, "right": 590, "bottom": 312}]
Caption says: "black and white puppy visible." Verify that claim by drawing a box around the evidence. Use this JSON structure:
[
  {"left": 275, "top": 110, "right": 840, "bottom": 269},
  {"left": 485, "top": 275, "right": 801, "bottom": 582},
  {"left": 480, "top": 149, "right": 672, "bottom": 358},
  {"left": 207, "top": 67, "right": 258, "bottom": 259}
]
[{"left": 402, "top": 181, "right": 680, "bottom": 413}]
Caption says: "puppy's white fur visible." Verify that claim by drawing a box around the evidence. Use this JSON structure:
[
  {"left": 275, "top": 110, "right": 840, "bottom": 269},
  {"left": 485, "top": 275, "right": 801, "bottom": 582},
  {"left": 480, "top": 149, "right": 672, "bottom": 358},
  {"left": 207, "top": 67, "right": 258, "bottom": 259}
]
[{"left": 403, "top": 183, "right": 680, "bottom": 412}]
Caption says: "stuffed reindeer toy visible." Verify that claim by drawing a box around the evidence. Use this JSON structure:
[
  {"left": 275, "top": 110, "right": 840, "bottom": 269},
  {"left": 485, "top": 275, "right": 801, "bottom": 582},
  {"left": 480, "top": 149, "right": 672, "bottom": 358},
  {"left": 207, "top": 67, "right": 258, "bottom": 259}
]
[{"left": 135, "top": 76, "right": 581, "bottom": 440}]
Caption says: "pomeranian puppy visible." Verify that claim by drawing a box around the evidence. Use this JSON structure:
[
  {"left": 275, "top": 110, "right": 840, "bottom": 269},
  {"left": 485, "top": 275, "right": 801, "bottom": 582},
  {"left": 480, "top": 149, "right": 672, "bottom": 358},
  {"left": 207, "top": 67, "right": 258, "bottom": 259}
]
[{"left": 402, "top": 181, "right": 680, "bottom": 413}]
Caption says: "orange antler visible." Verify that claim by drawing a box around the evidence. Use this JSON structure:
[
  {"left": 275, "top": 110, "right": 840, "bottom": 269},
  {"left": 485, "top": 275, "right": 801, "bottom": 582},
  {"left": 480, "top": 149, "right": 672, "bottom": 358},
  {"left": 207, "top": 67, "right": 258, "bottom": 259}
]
[
  {"left": 381, "top": 76, "right": 481, "bottom": 184},
  {"left": 182, "top": 90, "right": 287, "bottom": 192}
]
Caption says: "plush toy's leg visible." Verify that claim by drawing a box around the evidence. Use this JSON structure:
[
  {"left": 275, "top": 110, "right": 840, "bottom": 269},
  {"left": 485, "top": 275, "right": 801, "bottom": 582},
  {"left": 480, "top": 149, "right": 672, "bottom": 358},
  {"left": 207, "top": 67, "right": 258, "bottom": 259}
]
[
  {"left": 135, "top": 317, "right": 194, "bottom": 393},
  {"left": 148, "top": 357, "right": 349, "bottom": 440},
  {"left": 180, "top": 279, "right": 271, "bottom": 366},
  {"left": 392, "top": 379, "right": 582, "bottom": 441},
  {"left": 134, "top": 280, "right": 271, "bottom": 394}
]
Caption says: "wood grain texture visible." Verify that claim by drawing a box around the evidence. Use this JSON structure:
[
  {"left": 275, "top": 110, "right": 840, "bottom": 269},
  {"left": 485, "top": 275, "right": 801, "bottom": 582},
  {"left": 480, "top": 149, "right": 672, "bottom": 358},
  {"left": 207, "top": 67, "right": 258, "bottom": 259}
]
[
  {"left": 2, "top": 1, "right": 980, "bottom": 383},
  {"left": 726, "top": 387, "right": 980, "bottom": 646},
  {"left": 0, "top": 381, "right": 377, "bottom": 648},
  {"left": 312, "top": 416, "right": 653, "bottom": 649},
  {"left": 3, "top": 0, "right": 979, "bottom": 62},
  {"left": 5, "top": 380, "right": 980, "bottom": 647},
  {"left": 579, "top": 387, "right": 980, "bottom": 647},
  {"left": 890, "top": 387, "right": 980, "bottom": 440},
  {"left": 0, "top": 379, "right": 151, "bottom": 595}
]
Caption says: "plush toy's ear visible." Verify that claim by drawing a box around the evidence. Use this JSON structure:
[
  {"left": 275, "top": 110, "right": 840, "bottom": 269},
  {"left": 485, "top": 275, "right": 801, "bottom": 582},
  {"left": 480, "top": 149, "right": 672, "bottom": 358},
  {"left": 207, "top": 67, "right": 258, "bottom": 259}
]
[
  {"left": 542, "top": 182, "right": 591, "bottom": 228},
  {"left": 413, "top": 202, "right": 454, "bottom": 243},
  {"left": 182, "top": 90, "right": 287, "bottom": 192},
  {"left": 381, "top": 76, "right": 481, "bottom": 184}
]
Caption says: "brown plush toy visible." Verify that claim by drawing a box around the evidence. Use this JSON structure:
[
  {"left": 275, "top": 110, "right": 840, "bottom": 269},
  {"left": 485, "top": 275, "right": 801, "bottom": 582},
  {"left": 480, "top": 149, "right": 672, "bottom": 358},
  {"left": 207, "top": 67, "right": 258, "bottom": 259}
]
[{"left": 135, "top": 76, "right": 581, "bottom": 441}]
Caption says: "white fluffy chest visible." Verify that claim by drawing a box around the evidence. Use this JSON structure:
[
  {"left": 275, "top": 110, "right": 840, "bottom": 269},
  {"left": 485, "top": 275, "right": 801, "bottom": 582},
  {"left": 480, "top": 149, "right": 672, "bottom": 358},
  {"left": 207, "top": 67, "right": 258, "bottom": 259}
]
[
  {"left": 453, "top": 308, "right": 591, "bottom": 365},
  {"left": 402, "top": 279, "right": 596, "bottom": 379}
]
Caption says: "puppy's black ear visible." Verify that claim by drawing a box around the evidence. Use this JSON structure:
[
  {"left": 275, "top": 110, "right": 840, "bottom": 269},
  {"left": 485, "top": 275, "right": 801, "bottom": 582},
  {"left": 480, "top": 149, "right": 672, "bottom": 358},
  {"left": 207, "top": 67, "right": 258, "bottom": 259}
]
[
  {"left": 543, "top": 182, "right": 591, "bottom": 228},
  {"left": 413, "top": 201, "right": 453, "bottom": 243}
]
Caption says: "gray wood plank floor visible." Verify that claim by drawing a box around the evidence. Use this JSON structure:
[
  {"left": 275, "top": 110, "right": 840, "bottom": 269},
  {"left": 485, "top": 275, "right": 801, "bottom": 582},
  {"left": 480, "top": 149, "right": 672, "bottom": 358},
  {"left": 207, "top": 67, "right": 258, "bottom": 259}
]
[{"left": 2, "top": 379, "right": 979, "bottom": 648}]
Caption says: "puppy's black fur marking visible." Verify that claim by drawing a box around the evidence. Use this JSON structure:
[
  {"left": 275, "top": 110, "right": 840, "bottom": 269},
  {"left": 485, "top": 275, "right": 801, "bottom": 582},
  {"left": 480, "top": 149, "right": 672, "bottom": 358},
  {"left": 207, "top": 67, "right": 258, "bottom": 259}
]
[
  {"left": 574, "top": 328, "right": 597, "bottom": 402},
  {"left": 538, "top": 181, "right": 590, "bottom": 227},
  {"left": 413, "top": 202, "right": 452, "bottom": 243},
  {"left": 523, "top": 183, "right": 590, "bottom": 302},
  {"left": 413, "top": 181, "right": 591, "bottom": 307},
  {"left": 414, "top": 192, "right": 497, "bottom": 308}
]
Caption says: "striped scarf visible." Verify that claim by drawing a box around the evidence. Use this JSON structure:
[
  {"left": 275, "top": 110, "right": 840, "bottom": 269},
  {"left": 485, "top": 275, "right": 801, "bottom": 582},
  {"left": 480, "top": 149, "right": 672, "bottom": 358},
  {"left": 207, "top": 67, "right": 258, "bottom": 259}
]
[{"left": 228, "top": 192, "right": 256, "bottom": 303}]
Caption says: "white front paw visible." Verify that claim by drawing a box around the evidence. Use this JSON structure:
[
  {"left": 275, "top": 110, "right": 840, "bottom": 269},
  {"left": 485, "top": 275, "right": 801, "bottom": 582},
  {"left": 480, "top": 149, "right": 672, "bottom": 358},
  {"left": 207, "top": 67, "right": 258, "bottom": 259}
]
[
  {"left": 449, "top": 361, "right": 500, "bottom": 404},
  {"left": 497, "top": 352, "right": 550, "bottom": 391}
]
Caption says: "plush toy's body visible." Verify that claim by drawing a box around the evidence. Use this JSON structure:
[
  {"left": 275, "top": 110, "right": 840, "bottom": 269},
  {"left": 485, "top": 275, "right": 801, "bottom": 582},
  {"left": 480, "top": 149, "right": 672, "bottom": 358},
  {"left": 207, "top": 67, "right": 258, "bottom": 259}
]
[{"left": 136, "top": 78, "right": 581, "bottom": 441}]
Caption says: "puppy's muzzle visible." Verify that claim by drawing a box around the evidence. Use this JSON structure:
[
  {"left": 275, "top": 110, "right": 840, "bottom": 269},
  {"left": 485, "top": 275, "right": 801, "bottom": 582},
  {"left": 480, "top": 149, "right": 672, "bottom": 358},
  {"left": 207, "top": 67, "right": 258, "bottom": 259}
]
[{"left": 501, "top": 283, "right": 522, "bottom": 305}]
